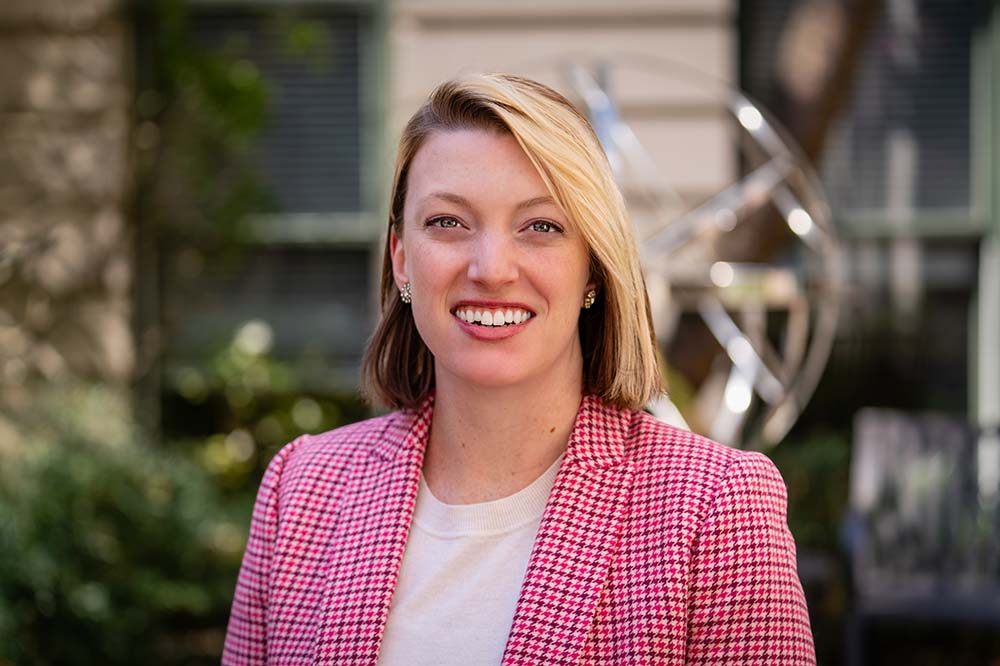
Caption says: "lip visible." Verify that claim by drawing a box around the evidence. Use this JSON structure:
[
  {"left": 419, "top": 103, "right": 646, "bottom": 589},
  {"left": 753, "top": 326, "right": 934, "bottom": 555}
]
[
  {"left": 450, "top": 300, "right": 536, "bottom": 314},
  {"left": 450, "top": 300, "right": 536, "bottom": 341}
]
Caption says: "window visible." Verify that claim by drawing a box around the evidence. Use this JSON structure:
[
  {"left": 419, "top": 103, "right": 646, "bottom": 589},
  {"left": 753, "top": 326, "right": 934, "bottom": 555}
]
[
  {"left": 191, "top": 9, "right": 368, "bottom": 213},
  {"left": 743, "top": 0, "right": 976, "bottom": 222},
  {"left": 152, "top": 2, "right": 381, "bottom": 387}
]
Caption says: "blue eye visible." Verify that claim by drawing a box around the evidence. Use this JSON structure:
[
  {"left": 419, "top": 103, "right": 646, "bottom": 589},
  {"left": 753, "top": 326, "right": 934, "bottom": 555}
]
[
  {"left": 529, "top": 220, "right": 562, "bottom": 233},
  {"left": 427, "top": 216, "right": 461, "bottom": 228}
]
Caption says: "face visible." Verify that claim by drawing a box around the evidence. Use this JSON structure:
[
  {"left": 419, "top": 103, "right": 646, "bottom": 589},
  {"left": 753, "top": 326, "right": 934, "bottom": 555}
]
[{"left": 391, "top": 128, "right": 595, "bottom": 392}]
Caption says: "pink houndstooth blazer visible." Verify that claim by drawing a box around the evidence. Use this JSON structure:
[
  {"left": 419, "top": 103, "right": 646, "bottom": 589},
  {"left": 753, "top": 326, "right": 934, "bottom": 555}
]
[{"left": 223, "top": 394, "right": 816, "bottom": 665}]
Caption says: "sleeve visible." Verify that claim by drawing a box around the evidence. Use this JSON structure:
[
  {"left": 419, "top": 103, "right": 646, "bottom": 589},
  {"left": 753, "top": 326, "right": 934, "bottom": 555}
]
[
  {"left": 685, "top": 451, "right": 817, "bottom": 665},
  {"left": 222, "top": 438, "right": 302, "bottom": 665}
]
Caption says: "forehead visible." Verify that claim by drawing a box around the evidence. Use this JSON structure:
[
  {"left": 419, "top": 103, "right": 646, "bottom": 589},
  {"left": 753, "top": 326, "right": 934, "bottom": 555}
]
[{"left": 404, "top": 129, "right": 552, "bottom": 205}]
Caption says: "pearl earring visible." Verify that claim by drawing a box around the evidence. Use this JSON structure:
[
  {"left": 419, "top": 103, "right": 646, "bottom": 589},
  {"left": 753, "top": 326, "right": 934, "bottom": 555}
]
[
  {"left": 583, "top": 289, "right": 597, "bottom": 309},
  {"left": 400, "top": 282, "right": 412, "bottom": 304}
]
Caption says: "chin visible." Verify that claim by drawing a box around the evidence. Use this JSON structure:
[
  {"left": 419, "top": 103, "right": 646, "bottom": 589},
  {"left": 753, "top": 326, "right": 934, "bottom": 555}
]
[
  {"left": 449, "top": 366, "right": 530, "bottom": 390},
  {"left": 434, "top": 354, "right": 535, "bottom": 390}
]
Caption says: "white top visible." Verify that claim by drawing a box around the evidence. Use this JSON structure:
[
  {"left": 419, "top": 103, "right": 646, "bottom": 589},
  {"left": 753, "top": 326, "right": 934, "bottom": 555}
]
[{"left": 376, "top": 454, "right": 564, "bottom": 666}]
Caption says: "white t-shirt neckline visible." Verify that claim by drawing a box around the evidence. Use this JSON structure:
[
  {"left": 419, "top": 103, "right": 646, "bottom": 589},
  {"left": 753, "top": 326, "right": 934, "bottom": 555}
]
[
  {"left": 377, "top": 452, "right": 566, "bottom": 666},
  {"left": 414, "top": 453, "right": 564, "bottom": 538}
]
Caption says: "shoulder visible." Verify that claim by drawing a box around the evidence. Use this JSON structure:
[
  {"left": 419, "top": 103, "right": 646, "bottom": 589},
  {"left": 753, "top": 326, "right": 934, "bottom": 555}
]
[
  {"left": 624, "top": 409, "right": 741, "bottom": 477},
  {"left": 261, "top": 411, "right": 407, "bottom": 496},
  {"left": 622, "top": 409, "right": 787, "bottom": 507}
]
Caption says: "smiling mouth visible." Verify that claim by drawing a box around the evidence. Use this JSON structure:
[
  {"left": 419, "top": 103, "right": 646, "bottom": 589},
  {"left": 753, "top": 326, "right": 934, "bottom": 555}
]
[{"left": 453, "top": 306, "right": 534, "bottom": 327}]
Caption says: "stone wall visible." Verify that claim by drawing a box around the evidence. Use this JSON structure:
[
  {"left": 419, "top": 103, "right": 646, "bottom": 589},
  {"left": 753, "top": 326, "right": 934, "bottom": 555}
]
[{"left": 0, "top": 0, "right": 133, "bottom": 413}]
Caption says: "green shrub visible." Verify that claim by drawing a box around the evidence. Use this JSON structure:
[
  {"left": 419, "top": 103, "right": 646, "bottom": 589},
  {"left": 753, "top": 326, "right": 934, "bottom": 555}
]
[
  {"left": 0, "top": 385, "right": 246, "bottom": 664},
  {"left": 769, "top": 429, "right": 851, "bottom": 553}
]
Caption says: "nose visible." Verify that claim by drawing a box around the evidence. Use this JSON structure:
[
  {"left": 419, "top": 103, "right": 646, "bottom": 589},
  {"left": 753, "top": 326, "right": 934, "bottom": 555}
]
[{"left": 467, "top": 230, "right": 518, "bottom": 287}]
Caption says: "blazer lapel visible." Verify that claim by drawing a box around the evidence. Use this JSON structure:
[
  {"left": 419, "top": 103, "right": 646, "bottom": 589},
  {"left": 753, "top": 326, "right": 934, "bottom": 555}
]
[
  {"left": 502, "top": 396, "right": 635, "bottom": 665},
  {"left": 312, "top": 396, "right": 433, "bottom": 666}
]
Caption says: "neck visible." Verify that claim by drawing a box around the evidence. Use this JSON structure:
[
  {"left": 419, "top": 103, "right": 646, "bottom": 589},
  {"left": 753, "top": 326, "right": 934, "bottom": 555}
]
[{"left": 423, "top": 362, "right": 584, "bottom": 504}]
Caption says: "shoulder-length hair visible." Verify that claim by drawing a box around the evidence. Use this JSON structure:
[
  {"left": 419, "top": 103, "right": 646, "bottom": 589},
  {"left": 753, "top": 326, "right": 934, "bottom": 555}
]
[{"left": 362, "top": 73, "right": 662, "bottom": 411}]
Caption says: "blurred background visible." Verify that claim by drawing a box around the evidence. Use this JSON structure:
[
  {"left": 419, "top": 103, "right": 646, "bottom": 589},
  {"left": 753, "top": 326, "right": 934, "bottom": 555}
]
[{"left": 0, "top": 0, "right": 998, "bottom": 663}]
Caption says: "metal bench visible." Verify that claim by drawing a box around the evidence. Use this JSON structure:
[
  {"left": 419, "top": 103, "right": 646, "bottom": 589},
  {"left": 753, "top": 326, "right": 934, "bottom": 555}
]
[{"left": 842, "top": 408, "right": 1000, "bottom": 665}]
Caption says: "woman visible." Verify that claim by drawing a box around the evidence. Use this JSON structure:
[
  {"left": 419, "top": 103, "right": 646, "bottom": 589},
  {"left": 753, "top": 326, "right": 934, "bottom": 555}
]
[{"left": 223, "top": 74, "right": 816, "bottom": 665}]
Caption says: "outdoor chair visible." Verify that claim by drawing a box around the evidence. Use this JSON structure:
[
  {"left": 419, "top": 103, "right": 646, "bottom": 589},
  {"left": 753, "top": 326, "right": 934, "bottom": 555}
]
[{"left": 842, "top": 408, "right": 1000, "bottom": 665}]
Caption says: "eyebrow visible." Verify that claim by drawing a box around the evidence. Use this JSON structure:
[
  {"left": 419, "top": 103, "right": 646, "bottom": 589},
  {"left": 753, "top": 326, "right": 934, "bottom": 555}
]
[{"left": 421, "top": 191, "right": 557, "bottom": 213}]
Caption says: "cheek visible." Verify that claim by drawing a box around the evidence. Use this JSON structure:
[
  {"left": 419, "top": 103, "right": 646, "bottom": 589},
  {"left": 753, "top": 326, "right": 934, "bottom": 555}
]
[
  {"left": 408, "top": 298, "right": 445, "bottom": 357},
  {"left": 534, "top": 251, "right": 590, "bottom": 295},
  {"left": 411, "top": 243, "right": 465, "bottom": 285}
]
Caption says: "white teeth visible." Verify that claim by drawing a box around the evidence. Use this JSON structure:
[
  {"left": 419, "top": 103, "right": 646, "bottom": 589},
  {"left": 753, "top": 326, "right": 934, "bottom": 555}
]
[{"left": 454, "top": 307, "right": 532, "bottom": 327}]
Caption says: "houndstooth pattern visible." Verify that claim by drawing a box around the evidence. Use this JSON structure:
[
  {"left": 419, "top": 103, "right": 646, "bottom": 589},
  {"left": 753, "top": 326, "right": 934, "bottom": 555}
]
[{"left": 223, "top": 394, "right": 816, "bottom": 665}]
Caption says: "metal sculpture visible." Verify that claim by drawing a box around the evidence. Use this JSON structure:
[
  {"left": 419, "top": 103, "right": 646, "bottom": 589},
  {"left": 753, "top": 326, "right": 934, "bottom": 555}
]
[{"left": 561, "top": 60, "right": 843, "bottom": 450}]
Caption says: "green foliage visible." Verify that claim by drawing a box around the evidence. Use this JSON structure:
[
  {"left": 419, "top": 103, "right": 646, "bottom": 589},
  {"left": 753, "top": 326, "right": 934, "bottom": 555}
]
[
  {"left": 278, "top": 15, "right": 335, "bottom": 68},
  {"left": 136, "top": 0, "right": 336, "bottom": 246},
  {"left": 164, "top": 319, "right": 370, "bottom": 496},
  {"left": 769, "top": 429, "right": 851, "bottom": 552},
  {"left": 0, "top": 385, "right": 245, "bottom": 664},
  {"left": 135, "top": 0, "right": 361, "bottom": 496},
  {"left": 0, "top": 3, "right": 357, "bottom": 663},
  {"left": 136, "top": 0, "right": 274, "bottom": 247}
]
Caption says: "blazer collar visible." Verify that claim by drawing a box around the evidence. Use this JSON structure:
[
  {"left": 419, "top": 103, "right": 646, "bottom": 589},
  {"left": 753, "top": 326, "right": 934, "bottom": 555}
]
[
  {"left": 500, "top": 396, "right": 634, "bottom": 664},
  {"left": 562, "top": 393, "right": 631, "bottom": 470},
  {"left": 370, "top": 392, "right": 436, "bottom": 462},
  {"left": 314, "top": 392, "right": 635, "bottom": 665}
]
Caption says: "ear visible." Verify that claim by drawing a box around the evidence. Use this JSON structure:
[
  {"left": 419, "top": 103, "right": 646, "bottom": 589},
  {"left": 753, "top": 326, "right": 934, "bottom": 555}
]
[
  {"left": 390, "top": 225, "right": 407, "bottom": 288},
  {"left": 585, "top": 257, "right": 600, "bottom": 296}
]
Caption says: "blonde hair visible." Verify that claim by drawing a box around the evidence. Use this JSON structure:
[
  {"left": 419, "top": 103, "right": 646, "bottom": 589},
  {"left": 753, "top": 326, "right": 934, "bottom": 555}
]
[{"left": 362, "top": 73, "right": 662, "bottom": 411}]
